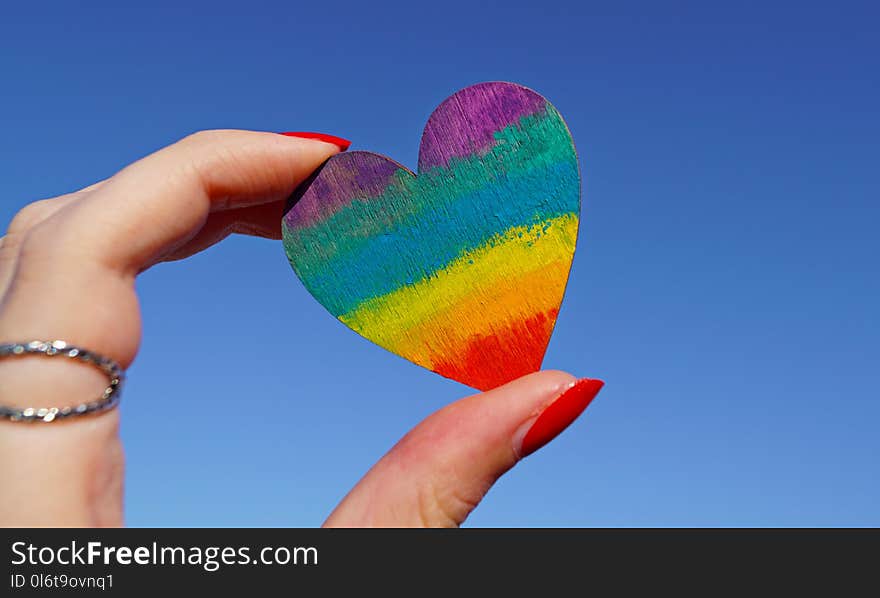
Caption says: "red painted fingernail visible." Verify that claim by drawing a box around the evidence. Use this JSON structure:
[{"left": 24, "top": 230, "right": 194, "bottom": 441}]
[
  {"left": 279, "top": 131, "right": 351, "bottom": 151},
  {"left": 520, "top": 378, "right": 605, "bottom": 457}
]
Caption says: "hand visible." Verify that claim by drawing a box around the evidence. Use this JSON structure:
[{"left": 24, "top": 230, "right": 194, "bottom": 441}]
[{"left": 0, "top": 130, "right": 603, "bottom": 527}]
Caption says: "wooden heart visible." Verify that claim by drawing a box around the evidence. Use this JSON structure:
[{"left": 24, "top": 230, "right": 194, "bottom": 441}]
[{"left": 282, "top": 82, "right": 581, "bottom": 390}]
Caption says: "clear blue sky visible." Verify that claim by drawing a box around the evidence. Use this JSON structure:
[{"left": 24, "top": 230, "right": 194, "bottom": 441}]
[{"left": 2, "top": 1, "right": 877, "bottom": 526}]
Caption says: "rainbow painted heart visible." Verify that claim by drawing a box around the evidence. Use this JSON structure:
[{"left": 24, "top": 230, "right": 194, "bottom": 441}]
[{"left": 282, "top": 82, "right": 581, "bottom": 390}]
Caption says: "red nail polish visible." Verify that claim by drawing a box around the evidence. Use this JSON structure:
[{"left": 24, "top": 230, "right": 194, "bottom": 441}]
[
  {"left": 279, "top": 131, "right": 351, "bottom": 151},
  {"left": 521, "top": 378, "right": 604, "bottom": 457}
]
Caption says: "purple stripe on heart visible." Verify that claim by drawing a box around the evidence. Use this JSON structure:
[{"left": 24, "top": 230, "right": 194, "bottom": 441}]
[
  {"left": 287, "top": 154, "right": 403, "bottom": 229},
  {"left": 417, "top": 82, "right": 548, "bottom": 171},
  {"left": 285, "top": 82, "right": 548, "bottom": 231}
]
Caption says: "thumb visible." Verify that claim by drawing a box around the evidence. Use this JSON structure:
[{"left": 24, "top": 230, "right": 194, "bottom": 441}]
[{"left": 324, "top": 371, "right": 604, "bottom": 527}]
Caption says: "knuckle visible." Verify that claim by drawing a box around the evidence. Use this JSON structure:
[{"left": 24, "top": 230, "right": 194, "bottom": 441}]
[
  {"left": 174, "top": 129, "right": 248, "bottom": 177},
  {"left": 6, "top": 199, "right": 57, "bottom": 236},
  {"left": 178, "top": 129, "right": 242, "bottom": 149},
  {"left": 180, "top": 129, "right": 218, "bottom": 145},
  {"left": 416, "top": 479, "right": 481, "bottom": 528},
  {"left": 14, "top": 218, "right": 95, "bottom": 276}
]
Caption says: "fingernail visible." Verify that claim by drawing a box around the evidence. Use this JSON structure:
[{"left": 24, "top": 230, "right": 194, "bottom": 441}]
[
  {"left": 519, "top": 378, "right": 605, "bottom": 458},
  {"left": 279, "top": 131, "right": 351, "bottom": 151}
]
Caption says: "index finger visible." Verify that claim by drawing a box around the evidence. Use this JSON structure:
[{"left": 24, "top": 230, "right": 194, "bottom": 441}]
[{"left": 30, "top": 129, "right": 342, "bottom": 276}]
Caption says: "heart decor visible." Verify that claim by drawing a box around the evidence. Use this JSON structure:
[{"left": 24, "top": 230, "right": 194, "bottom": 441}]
[{"left": 282, "top": 82, "right": 581, "bottom": 391}]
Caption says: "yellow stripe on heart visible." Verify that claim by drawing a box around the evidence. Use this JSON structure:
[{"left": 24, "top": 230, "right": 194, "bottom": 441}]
[{"left": 339, "top": 213, "right": 579, "bottom": 369}]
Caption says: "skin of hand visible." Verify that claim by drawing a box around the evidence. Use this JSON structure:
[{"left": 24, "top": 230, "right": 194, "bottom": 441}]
[{"left": 0, "top": 130, "right": 603, "bottom": 527}]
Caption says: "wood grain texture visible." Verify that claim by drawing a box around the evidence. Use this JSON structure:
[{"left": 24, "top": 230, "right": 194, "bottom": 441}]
[{"left": 282, "top": 82, "right": 581, "bottom": 391}]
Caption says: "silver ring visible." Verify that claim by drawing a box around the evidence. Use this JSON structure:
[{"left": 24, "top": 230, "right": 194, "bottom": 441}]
[{"left": 0, "top": 341, "right": 125, "bottom": 423}]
